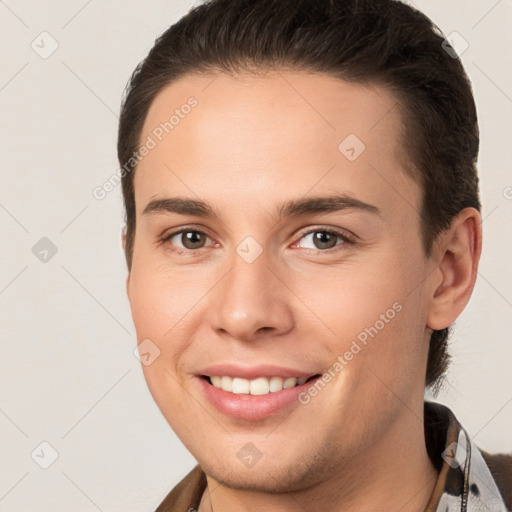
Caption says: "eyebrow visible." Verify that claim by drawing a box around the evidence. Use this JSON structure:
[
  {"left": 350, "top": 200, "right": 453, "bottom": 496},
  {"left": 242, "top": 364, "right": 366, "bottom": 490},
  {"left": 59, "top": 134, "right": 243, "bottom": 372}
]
[{"left": 141, "top": 194, "right": 381, "bottom": 222}]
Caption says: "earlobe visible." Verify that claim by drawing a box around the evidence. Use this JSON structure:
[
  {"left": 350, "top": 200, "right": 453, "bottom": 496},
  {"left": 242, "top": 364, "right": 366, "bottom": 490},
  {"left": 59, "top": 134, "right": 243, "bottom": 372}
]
[{"left": 426, "top": 207, "right": 482, "bottom": 330}]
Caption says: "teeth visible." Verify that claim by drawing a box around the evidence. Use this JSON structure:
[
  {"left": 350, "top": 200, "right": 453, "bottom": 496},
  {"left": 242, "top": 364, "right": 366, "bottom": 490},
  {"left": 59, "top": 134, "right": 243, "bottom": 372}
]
[
  {"left": 220, "top": 376, "right": 233, "bottom": 392},
  {"left": 269, "top": 376, "right": 284, "bottom": 392},
  {"left": 249, "top": 377, "right": 269, "bottom": 395},
  {"left": 283, "top": 377, "right": 297, "bottom": 389},
  {"left": 232, "top": 377, "right": 250, "bottom": 394},
  {"left": 208, "top": 375, "right": 314, "bottom": 395}
]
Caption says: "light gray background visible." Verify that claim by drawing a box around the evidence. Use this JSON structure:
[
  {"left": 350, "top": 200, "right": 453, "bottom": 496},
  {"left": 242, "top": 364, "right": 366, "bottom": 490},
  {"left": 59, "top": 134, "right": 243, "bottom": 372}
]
[{"left": 0, "top": 1, "right": 510, "bottom": 510}]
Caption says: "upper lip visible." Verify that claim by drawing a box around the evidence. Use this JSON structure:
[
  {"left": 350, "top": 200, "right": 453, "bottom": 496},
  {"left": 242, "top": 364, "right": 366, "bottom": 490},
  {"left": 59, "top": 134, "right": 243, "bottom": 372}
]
[{"left": 196, "top": 363, "right": 320, "bottom": 380}]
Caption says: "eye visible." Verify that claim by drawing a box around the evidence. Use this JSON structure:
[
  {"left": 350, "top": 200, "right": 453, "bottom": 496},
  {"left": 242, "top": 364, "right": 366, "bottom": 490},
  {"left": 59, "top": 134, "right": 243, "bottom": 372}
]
[
  {"left": 292, "top": 227, "right": 356, "bottom": 253},
  {"left": 158, "top": 228, "right": 215, "bottom": 255}
]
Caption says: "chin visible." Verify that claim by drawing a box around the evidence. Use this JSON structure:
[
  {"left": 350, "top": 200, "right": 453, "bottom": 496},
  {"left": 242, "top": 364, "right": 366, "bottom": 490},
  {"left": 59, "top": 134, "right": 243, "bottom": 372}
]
[{"left": 197, "top": 449, "right": 333, "bottom": 494}]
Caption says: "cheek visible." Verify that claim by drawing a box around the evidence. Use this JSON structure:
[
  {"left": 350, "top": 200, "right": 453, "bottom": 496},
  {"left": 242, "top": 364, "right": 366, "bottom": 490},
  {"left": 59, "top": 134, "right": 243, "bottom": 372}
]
[
  {"left": 129, "top": 282, "right": 166, "bottom": 338},
  {"left": 293, "top": 257, "right": 405, "bottom": 332},
  {"left": 128, "top": 264, "right": 182, "bottom": 336},
  {"left": 128, "top": 264, "right": 203, "bottom": 375},
  {"left": 128, "top": 269, "right": 193, "bottom": 419},
  {"left": 348, "top": 286, "right": 428, "bottom": 398},
  {"left": 304, "top": 249, "right": 426, "bottom": 383}
]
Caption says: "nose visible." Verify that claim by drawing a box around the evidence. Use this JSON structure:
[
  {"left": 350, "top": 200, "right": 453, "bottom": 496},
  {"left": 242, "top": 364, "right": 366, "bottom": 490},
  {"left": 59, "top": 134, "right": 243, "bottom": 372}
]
[{"left": 207, "top": 248, "right": 294, "bottom": 342}]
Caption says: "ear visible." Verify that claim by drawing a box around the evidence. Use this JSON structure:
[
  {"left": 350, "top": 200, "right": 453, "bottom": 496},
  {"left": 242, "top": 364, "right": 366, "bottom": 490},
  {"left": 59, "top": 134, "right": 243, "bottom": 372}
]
[{"left": 427, "top": 207, "right": 482, "bottom": 330}]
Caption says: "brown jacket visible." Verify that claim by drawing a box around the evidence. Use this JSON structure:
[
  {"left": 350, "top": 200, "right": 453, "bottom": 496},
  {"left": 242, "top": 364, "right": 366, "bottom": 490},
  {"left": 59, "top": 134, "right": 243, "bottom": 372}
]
[{"left": 155, "top": 401, "right": 512, "bottom": 511}]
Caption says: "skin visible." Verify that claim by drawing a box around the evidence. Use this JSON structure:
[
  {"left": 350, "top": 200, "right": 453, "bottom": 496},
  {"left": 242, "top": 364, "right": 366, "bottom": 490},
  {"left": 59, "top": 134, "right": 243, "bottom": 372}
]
[{"left": 124, "top": 70, "right": 482, "bottom": 511}]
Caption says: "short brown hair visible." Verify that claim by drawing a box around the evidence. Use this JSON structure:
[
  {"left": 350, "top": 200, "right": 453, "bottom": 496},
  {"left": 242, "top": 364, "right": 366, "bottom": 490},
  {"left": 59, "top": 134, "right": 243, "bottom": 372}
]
[{"left": 117, "top": 0, "right": 480, "bottom": 393}]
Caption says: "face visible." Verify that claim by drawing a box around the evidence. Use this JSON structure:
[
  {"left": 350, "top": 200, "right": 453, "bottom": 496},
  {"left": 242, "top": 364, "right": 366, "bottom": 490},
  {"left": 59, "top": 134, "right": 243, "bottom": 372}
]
[{"left": 126, "top": 70, "right": 437, "bottom": 492}]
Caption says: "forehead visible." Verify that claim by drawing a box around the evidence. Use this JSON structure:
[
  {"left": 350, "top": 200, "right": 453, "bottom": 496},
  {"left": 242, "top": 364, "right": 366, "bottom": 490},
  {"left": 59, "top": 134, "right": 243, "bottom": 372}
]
[{"left": 134, "top": 70, "right": 419, "bottom": 225}]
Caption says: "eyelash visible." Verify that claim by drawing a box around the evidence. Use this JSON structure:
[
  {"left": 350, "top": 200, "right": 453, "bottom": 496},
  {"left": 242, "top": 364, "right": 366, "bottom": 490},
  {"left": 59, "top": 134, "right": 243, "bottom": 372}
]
[{"left": 157, "top": 225, "right": 356, "bottom": 256}]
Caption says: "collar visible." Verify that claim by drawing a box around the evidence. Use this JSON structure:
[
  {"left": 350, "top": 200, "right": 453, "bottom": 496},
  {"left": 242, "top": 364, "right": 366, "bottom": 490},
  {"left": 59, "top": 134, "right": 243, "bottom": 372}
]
[{"left": 423, "top": 400, "right": 508, "bottom": 511}]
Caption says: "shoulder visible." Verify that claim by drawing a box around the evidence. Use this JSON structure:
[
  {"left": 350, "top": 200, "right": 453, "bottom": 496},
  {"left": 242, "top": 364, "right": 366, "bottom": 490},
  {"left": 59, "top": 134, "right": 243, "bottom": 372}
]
[{"left": 480, "top": 449, "right": 512, "bottom": 511}]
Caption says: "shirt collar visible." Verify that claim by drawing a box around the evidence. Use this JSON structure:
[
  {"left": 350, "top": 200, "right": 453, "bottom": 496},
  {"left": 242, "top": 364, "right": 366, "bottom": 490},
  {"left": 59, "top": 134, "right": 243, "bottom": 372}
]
[{"left": 423, "top": 400, "right": 508, "bottom": 511}]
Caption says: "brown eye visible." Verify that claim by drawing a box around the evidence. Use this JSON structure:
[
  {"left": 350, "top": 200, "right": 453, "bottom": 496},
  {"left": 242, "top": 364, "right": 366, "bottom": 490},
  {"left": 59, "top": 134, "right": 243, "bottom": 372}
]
[
  {"left": 310, "top": 231, "right": 339, "bottom": 250},
  {"left": 178, "top": 231, "right": 207, "bottom": 250},
  {"left": 296, "top": 229, "right": 352, "bottom": 252},
  {"left": 160, "top": 229, "right": 213, "bottom": 254}
]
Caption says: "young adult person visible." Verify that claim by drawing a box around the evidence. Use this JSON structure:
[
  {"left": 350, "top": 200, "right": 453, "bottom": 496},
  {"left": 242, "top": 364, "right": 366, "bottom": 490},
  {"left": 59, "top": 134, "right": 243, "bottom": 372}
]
[{"left": 118, "top": 0, "right": 512, "bottom": 510}]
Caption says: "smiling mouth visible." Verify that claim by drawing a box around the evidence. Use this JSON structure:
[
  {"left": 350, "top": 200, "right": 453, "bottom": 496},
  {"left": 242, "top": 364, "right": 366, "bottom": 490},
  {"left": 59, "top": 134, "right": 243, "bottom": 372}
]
[{"left": 200, "top": 374, "right": 321, "bottom": 395}]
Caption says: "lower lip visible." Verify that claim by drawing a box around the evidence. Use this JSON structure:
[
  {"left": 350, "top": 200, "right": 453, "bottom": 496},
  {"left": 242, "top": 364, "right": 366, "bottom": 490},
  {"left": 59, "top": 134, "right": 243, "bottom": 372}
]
[{"left": 197, "top": 376, "right": 321, "bottom": 421}]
